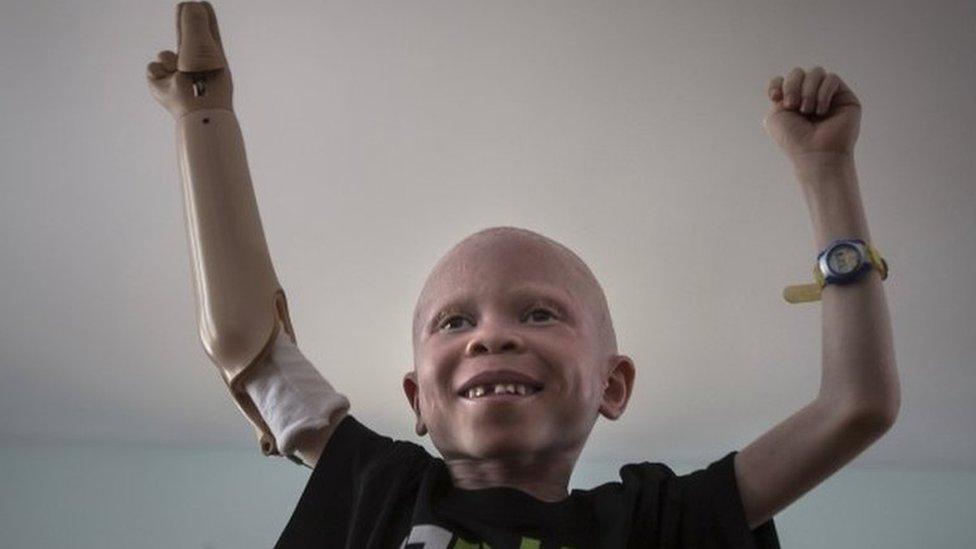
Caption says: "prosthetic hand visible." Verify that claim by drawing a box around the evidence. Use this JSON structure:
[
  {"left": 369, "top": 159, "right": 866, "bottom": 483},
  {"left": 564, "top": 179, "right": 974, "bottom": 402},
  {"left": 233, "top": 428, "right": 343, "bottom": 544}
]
[
  {"left": 146, "top": 2, "right": 338, "bottom": 459},
  {"left": 147, "top": 2, "right": 231, "bottom": 118}
]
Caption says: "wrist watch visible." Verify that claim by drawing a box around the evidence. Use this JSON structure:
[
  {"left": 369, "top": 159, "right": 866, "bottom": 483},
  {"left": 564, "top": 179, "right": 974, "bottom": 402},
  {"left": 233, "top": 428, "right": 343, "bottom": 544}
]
[{"left": 783, "top": 238, "right": 889, "bottom": 304}]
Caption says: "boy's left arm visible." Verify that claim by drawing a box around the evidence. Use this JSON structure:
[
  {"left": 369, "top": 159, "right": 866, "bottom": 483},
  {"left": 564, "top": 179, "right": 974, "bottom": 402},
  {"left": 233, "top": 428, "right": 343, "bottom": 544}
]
[{"left": 735, "top": 67, "right": 901, "bottom": 530}]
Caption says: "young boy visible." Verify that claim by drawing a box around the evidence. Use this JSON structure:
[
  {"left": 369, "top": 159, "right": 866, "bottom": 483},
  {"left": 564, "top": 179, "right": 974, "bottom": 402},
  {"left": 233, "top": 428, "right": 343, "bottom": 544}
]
[{"left": 148, "top": 3, "right": 899, "bottom": 547}]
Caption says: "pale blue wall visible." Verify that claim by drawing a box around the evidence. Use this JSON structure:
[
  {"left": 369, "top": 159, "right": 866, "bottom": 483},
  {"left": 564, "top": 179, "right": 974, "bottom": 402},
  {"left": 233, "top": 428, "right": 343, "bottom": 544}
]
[{"left": 2, "top": 441, "right": 974, "bottom": 548}]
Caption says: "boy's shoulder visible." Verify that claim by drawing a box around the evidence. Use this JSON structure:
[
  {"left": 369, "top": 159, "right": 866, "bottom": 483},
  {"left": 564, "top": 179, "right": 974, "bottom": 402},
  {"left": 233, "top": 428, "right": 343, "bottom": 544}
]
[{"left": 315, "top": 413, "right": 435, "bottom": 475}]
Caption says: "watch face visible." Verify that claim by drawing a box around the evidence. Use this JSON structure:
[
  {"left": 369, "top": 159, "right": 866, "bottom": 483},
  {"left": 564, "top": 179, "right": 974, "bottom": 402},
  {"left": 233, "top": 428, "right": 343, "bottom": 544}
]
[{"left": 828, "top": 244, "right": 861, "bottom": 274}]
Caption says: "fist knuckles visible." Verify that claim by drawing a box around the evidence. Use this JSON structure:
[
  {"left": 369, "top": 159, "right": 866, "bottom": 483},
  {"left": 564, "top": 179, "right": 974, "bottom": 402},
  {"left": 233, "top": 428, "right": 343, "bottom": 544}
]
[{"left": 769, "top": 66, "right": 840, "bottom": 117}]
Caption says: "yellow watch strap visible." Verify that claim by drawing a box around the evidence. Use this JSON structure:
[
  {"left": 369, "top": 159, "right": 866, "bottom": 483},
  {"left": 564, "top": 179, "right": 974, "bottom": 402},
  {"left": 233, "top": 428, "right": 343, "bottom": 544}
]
[{"left": 783, "top": 281, "right": 823, "bottom": 303}]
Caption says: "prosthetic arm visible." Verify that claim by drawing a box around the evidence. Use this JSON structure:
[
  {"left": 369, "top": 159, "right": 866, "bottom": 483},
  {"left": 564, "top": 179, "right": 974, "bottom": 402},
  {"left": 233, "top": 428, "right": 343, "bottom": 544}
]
[
  {"left": 147, "top": 2, "right": 349, "bottom": 463},
  {"left": 177, "top": 107, "right": 293, "bottom": 457}
]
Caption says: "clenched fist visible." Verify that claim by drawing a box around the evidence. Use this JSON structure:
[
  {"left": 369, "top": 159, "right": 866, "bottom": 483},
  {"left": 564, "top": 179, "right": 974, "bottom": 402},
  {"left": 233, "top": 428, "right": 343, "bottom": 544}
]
[
  {"left": 762, "top": 66, "right": 862, "bottom": 163},
  {"left": 147, "top": 2, "right": 233, "bottom": 119}
]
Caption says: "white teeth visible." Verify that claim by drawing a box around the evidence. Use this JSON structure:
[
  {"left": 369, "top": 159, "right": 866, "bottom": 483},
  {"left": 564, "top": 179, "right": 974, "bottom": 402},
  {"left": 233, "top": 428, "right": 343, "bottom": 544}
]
[{"left": 465, "top": 383, "right": 537, "bottom": 399}]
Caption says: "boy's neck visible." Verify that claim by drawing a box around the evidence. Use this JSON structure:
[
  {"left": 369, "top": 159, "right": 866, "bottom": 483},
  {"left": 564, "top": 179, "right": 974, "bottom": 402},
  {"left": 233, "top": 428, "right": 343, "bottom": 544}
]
[{"left": 445, "top": 454, "right": 577, "bottom": 502}]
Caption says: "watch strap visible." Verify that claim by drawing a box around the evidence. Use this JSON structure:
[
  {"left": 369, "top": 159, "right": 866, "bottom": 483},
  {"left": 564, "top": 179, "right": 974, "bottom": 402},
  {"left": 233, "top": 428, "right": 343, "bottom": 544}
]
[{"left": 783, "top": 242, "right": 889, "bottom": 304}]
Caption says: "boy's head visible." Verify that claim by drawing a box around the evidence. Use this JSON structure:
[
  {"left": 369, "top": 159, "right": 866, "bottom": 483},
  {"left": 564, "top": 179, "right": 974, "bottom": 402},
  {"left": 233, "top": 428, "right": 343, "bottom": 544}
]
[{"left": 403, "top": 226, "right": 635, "bottom": 464}]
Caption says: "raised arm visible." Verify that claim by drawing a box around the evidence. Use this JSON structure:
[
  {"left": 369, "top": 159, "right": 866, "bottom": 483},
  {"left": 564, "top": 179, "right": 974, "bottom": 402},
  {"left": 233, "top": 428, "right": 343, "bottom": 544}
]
[
  {"left": 147, "top": 1, "right": 297, "bottom": 457},
  {"left": 732, "top": 67, "right": 900, "bottom": 530}
]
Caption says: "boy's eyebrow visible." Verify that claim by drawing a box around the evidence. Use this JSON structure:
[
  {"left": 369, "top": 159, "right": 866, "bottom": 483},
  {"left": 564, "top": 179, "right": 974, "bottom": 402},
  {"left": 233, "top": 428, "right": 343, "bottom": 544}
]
[{"left": 425, "top": 285, "right": 575, "bottom": 331}]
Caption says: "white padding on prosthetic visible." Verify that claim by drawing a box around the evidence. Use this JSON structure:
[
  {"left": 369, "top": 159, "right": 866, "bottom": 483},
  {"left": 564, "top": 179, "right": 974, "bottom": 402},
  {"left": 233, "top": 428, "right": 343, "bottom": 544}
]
[{"left": 243, "top": 328, "right": 350, "bottom": 457}]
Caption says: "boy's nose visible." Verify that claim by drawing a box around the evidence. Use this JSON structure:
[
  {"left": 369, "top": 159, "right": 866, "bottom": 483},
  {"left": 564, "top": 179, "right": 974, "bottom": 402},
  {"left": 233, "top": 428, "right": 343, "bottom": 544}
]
[{"left": 465, "top": 327, "right": 523, "bottom": 356}]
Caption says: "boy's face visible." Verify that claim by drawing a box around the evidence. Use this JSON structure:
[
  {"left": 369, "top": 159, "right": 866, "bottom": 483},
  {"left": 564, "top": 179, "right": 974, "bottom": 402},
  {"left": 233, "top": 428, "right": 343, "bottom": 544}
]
[{"left": 403, "top": 235, "right": 634, "bottom": 464}]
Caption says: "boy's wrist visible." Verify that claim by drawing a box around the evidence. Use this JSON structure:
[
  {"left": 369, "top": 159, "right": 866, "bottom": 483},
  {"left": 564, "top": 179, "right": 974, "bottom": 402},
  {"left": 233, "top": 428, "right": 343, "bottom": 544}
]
[{"left": 790, "top": 155, "right": 871, "bottom": 251}]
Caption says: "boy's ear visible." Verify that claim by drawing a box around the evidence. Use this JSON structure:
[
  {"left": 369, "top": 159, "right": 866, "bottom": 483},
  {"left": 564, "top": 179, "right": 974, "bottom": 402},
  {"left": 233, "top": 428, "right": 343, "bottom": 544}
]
[
  {"left": 599, "top": 354, "right": 636, "bottom": 420},
  {"left": 402, "top": 370, "right": 428, "bottom": 436}
]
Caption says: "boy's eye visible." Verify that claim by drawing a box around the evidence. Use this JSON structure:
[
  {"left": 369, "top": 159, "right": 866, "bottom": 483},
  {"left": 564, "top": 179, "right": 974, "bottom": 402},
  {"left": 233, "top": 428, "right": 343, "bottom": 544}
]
[
  {"left": 440, "top": 315, "right": 471, "bottom": 331},
  {"left": 527, "top": 308, "right": 556, "bottom": 323}
]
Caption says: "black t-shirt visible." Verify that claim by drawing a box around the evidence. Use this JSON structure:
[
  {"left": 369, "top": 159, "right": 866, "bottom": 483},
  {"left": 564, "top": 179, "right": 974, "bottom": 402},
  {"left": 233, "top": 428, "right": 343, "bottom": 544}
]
[{"left": 275, "top": 414, "right": 780, "bottom": 548}]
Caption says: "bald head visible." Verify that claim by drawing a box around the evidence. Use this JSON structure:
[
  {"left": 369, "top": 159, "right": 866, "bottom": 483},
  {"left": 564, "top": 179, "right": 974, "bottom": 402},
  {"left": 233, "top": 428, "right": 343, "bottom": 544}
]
[{"left": 412, "top": 226, "right": 617, "bottom": 362}]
